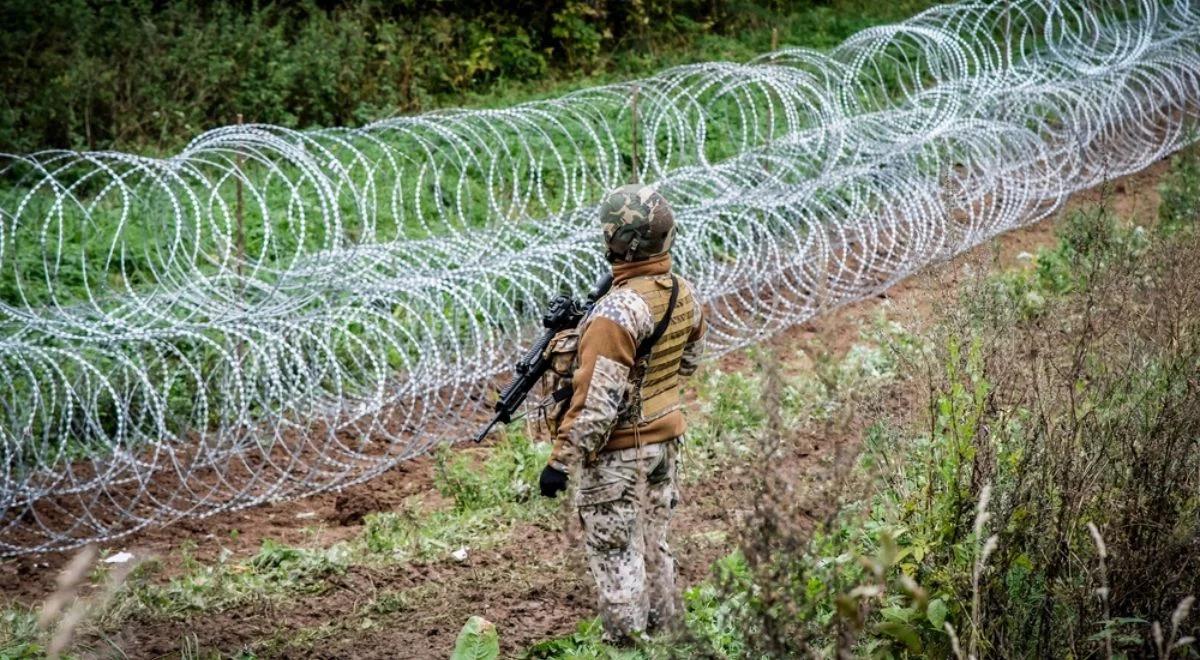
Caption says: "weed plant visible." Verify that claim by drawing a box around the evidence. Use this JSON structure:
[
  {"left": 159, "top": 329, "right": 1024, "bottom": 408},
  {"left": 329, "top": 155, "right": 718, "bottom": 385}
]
[
  {"left": 0, "top": 0, "right": 939, "bottom": 459},
  {"left": 527, "top": 148, "right": 1200, "bottom": 658},
  {"left": 8, "top": 150, "right": 1197, "bottom": 660},
  {"left": 1, "top": 0, "right": 940, "bottom": 154},
  {"left": 688, "top": 160, "right": 1200, "bottom": 657}
]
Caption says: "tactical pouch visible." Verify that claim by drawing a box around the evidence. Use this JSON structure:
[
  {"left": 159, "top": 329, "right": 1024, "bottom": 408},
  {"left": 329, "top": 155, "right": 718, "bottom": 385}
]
[
  {"left": 546, "top": 328, "right": 579, "bottom": 377},
  {"left": 539, "top": 328, "right": 580, "bottom": 435}
]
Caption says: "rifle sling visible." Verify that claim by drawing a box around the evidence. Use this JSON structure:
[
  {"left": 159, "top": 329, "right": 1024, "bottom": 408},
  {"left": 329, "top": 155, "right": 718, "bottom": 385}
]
[{"left": 636, "top": 274, "right": 680, "bottom": 362}]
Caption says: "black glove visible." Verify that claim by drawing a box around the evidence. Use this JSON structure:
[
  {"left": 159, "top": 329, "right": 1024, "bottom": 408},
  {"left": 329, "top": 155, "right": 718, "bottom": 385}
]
[{"left": 539, "top": 464, "right": 569, "bottom": 498}]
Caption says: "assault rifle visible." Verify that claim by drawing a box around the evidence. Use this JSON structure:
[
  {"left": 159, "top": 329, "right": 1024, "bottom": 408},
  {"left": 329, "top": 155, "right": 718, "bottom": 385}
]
[{"left": 472, "top": 272, "right": 614, "bottom": 443}]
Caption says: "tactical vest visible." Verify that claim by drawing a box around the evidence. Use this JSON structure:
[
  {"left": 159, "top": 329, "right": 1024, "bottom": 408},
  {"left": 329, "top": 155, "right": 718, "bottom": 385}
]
[{"left": 615, "top": 274, "right": 697, "bottom": 427}]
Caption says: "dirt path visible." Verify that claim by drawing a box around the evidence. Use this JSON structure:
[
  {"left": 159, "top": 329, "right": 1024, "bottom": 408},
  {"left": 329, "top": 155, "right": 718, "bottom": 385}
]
[{"left": 1, "top": 160, "right": 1171, "bottom": 658}]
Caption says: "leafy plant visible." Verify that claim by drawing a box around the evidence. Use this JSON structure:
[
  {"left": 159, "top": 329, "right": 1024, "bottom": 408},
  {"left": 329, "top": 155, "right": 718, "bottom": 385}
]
[
  {"left": 452, "top": 616, "right": 500, "bottom": 660},
  {"left": 581, "top": 153, "right": 1200, "bottom": 658},
  {"left": 127, "top": 540, "right": 348, "bottom": 617},
  {"left": 0, "top": 0, "right": 941, "bottom": 153},
  {"left": 1159, "top": 138, "right": 1200, "bottom": 232},
  {"left": 434, "top": 429, "right": 548, "bottom": 512},
  {"left": 0, "top": 606, "right": 44, "bottom": 659}
]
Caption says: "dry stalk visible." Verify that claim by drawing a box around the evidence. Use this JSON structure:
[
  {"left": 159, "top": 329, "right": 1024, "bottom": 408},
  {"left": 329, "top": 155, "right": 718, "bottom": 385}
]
[
  {"left": 1086, "top": 522, "right": 1112, "bottom": 660},
  {"left": 36, "top": 546, "right": 140, "bottom": 659},
  {"left": 970, "top": 483, "right": 997, "bottom": 660}
]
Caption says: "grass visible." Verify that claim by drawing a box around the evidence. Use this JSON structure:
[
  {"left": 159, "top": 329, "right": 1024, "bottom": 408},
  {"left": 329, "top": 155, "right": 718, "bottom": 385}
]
[
  {"left": 1, "top": 303, "right": 911, "bottom": 657},
  {"left": 6, "top": 12, "right": 1199, "bottom": 659},
  {"left": 518, "top": 145, "right": 1200, "bottom": 659},
  {"left": 98, "top": 432, "right": 552, "bottom": 620},
  {"left": 10, "top": 147, "right": 1199, "bottom": 660},
  {"left": 0, "top": 606, "right": 42, "bottom": 659},
  {"left": 2, "top": 0, "right": 943, "bottom": 297},
  {"left": 2, "top": 0, "right": 1100, "bottom": 472},
  {"left": 0, "top": 0, "right": 945, "bottom": 459}
]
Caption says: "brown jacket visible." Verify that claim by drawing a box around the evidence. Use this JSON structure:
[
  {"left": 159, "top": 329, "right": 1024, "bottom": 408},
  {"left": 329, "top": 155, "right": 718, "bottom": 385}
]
[{"left": 549, "top": 255, "right": 706, "bottom": 469}]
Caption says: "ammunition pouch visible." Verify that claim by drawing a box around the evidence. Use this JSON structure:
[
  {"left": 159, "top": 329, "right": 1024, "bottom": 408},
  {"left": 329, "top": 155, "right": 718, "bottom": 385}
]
[{"left": 539, "top": 328, "right": 579, "bottom": 435}]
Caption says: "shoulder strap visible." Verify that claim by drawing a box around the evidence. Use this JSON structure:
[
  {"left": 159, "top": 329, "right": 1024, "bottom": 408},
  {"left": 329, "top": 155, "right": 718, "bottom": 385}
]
[{"left": 635, "top": 275, "right": 679, "bottom": 361}]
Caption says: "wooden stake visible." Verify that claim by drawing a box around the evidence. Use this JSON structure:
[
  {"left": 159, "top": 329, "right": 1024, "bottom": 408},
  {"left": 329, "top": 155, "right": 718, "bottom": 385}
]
[
  {"left": 235, "top": 113, "right": 245, "bottom": 280},
  {"left": 1004, "top": 0, "right": 1012, "bottom": 67},
  {"left": 630, "top": 86, "right": 640, "bottom": 183},
  {"left": 771, "top": 27, "right": 779, "bottom": 52},
  {"left": 234, "top": 113, "right": 248, "bottom": 368}
]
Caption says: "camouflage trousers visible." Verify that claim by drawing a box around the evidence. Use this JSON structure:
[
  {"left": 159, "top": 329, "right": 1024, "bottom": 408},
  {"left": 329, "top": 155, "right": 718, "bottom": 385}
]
[{"left": 575, "top": 439, "right": 680, "bottom": 642}]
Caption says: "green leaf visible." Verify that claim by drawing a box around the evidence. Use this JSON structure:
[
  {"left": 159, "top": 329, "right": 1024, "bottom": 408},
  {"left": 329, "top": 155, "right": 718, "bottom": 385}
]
[
  {"left": 927, "top": 598, "right": 948, "bottom": 630},
  {"left": 451, "top": 616, "right": 500, "bottom": 660},
  {"left": 1011, "top": 553, "right": 1034, "bottom": 571},
  {"left": 875, "top": 621, "right": 923, "bottom": 653},
  {"left": 881, "top": 606, "right": 919, "bottom": 624}
]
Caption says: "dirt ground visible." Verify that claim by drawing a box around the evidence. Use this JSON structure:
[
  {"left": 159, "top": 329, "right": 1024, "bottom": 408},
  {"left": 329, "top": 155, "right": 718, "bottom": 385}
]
[{"left": 0, "top": 160, "right": 1170, "bottom": 659}]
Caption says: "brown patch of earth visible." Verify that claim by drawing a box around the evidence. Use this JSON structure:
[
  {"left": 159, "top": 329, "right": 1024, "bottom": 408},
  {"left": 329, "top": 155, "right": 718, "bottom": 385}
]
[
  {"left": 0, "top": 457, "right": 439, "bottom": 605},
  {"left": 2, "top": 159, "right": 1172, "bottom": 658}
]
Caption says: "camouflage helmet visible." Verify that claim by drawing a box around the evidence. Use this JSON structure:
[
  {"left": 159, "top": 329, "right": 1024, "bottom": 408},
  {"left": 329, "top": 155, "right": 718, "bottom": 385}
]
[{"left": 598, "top": 184, "right": 676, "bottom": 262}]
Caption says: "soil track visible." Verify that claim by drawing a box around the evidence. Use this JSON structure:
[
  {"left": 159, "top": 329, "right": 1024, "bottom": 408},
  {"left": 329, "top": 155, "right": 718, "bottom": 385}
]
[{"left": 0, "top": 160, "right": 1170, "bottom": 658}]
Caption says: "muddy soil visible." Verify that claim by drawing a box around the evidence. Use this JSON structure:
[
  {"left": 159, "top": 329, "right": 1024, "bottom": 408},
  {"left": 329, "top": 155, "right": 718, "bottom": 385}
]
[{"left": 0, "top": 160, "right": 1170, "bottom": 658}]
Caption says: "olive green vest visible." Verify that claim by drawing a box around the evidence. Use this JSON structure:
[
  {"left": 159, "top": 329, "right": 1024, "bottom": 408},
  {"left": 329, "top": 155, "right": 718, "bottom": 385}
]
[{"left": 616, "top": 274, "right": 697, "bottom": 427}]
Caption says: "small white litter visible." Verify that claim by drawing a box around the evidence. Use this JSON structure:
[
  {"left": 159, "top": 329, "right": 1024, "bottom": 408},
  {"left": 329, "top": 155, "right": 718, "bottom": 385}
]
[
  {"left": 104, "top": 551, "right": 135, "bottom": 564},
  {"left": 295, "top": 511, "right": 317, "bottom": 519},
  {"left": 451, "top": 547, "right": 469, "bottom": 563}
]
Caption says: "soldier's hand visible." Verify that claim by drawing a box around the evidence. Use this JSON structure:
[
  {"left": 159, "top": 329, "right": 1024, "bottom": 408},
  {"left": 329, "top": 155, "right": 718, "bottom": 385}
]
[{"left": 539, "top": 464, "right": 569, "bottom": 498}]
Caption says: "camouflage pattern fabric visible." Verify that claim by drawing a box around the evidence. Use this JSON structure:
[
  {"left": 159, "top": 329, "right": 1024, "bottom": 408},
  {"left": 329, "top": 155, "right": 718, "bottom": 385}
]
[
  {"left": 575, "top": 440, "right": 680, "bottom": 641},
  {"left": 564, "top": 275, "right": 702, "bottom": 459},
  {"left": 599, "top": 184, "right": 676, "bottom": 261},
  {"left": 539, "top": 328, "right": 581, "bottom": 438},
  {"left": 678, "top": 330, "right": 705, "bottom": 377},
  {"left": 588, "top": 288, "right": 654, "bottom": 336},
  {"left": 565, "top": 287, "right": 659, "bottom": 458},
  {"left": 570, "top": 355, "right": 630, "bottom": 460}
]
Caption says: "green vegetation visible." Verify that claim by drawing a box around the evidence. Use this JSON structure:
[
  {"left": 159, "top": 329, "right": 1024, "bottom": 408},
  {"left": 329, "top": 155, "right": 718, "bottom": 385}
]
[
  {"left": 363, "top": 433, "right": 559, "bottom": 561},
  {"left": 0, "top": 0, "right": 944, "bottom": 461},
  {"left": 122, "top": 431, "right": 555, "bottom": 617},
  {"left": 124, "top": 540, "right": 350, "bottom": 617},
  {"left": 0, "top": 606, "right": 42, "bottom": 658},
  {"left": 452, "top": 616, "right": 501, "bottom": 660},
  {"left": 1, "top": 429, "right": 561, "bottom": 657},
  {"left": 12, "top": 147, "right": 1198, "bottom": 655},
  {"left": 7, "top": 128, "right": 1198, "bottom": 660},
  {"left": 5, "top": 7, "right": 1199, "bottom": 657},
  {"left": 3, "top": 321, "right": 904, "bottom": 657},
  {"left": 2, "top": 0, "right": 939, "bottom": 154},
  {"left": 434, "top": 432, "right": 547, "bottom": 512},
  {"left": 525, "top": 146, "right": 1200, "bottom": 658}
]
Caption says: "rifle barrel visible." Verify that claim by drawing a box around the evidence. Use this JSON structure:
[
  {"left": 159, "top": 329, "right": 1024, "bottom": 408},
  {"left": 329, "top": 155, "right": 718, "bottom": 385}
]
[{"left": 472, "top": 417, "right": 500, "bottom": 443}]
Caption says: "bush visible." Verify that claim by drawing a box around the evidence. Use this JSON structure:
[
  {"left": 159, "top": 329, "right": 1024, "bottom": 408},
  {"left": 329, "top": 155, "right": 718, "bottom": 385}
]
[
  {"left": 0, "top": 0, "right": 940, "bottom": 153},
  {"left": 433, "top": 429, "right": 547, "bottom": 512},
  {"left": 889, "top": 212, "right": 1199, "bottom": 657},
  {"left": 695, "top": 160, "right": 1200, "bottom": 657},
  {"left": 1159, "top": 139, "right": 1200, "bottom": 232}
]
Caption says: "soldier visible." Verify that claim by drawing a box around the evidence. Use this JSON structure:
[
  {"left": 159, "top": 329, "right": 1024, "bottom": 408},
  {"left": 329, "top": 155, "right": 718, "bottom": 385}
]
[{"left": 538, "top": 183, "right": 707, "bottom": 644}]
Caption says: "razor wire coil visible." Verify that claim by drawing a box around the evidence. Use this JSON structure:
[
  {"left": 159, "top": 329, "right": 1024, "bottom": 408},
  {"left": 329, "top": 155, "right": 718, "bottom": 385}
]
[{"left": 0, "top": 0, "right": 1198, "bottom": 555}]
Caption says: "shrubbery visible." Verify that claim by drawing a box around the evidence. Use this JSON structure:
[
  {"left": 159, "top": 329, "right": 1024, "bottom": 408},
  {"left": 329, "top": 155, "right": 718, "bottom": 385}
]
[
  {"left": 527, "top": 148, "right": 1200, "bottom": 658},
  {"left": 697, "top": 153, "right": 1200, "bottom": 657},
  {"left": 0, "top": 0, "right": 937, "bottom": 153}
]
